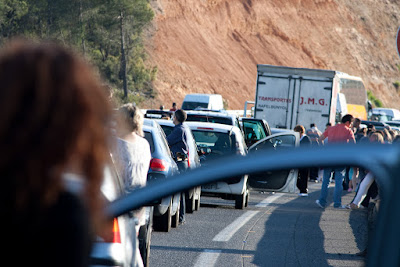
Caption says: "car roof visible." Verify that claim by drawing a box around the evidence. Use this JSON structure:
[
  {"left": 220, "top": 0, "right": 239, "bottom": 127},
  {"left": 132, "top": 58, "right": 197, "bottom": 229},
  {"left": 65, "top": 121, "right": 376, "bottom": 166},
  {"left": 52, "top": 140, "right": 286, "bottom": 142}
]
[
  {"left": 185, "top": 121, "right": 239, "bottom": 133},
  {"left": 186, "top": 110, "right": 237, "bottom": 118},
  {"left": 361, "top": 120, "right": 389, "bottom": 126},
  {"left": 143, "top": 118, "right": 161, "bottom": 127}
]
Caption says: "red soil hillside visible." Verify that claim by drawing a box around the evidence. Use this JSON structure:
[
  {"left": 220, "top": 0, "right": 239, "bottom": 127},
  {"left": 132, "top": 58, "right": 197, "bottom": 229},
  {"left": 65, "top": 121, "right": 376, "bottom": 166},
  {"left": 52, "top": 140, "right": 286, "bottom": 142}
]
[{"left": 144, "top": 0, "right": 400, "bottom": 110}]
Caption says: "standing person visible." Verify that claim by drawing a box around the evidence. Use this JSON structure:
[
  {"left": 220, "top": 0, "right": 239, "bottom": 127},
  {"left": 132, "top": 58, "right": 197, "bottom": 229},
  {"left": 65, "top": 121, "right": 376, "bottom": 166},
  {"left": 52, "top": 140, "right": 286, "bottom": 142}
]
[
  {"left": 316, "top": 114, "right": 356, "bottom": 209},
  {"left": 306, "top": 123, "right": 322, "bottom": 144},
  {"left": 348, "top": 132, "right": 384, "bottom": 209},
  {"left": 114, "top": 103, "right": 150, "bottom": 267},
  {"left": 1, "top": 40, "right": 112, "bottom": 266},
  {"left": 306, "top": 123, "right": 322, "bottom": 182},
  {"left": 294, "top": 125, "right": 311, "bottom": 196},
  {"left": 170, "top": 102, "right": 177, "bottom": 112},
  {"left": 166, "top": 109, "right": 189, "bottom": 224}
]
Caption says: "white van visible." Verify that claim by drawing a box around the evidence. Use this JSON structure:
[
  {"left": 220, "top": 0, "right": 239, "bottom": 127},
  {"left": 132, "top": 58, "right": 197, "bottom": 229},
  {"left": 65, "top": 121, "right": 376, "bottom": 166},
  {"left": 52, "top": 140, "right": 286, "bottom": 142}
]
[{"left": 182, "top": 94, "right": 224, "bottom": 111}]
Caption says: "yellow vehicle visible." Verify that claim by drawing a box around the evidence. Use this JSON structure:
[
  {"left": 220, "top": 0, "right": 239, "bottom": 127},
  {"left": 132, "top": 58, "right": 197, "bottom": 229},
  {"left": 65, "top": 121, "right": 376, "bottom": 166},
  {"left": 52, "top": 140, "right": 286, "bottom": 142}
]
[{"left": 337, "top": 73, "right": 368, "bottom": 120}]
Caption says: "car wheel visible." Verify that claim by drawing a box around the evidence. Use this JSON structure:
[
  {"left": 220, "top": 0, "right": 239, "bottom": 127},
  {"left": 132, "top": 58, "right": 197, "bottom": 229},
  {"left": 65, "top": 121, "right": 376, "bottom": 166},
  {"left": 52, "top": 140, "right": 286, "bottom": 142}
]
[
  {"left": 139, "top": 224, "right": 152, "bottom": 267},
  {"left": 153, "top": 200, "right": 172, "bottom": 232},
  {"left": 235, "top": 190, "right": 247, "bottom": 209},
  {"left": 195, "top": 195, "right": 201, "bottom": 211},
  {"left": 186, "top": 193, "right": 196, "bottom": 213},
  {"left": 171, "top": 202, "right": 180, "bottom": 228},
  {"left": 245, "top": 189, "right": 250, "bottom": 207}
]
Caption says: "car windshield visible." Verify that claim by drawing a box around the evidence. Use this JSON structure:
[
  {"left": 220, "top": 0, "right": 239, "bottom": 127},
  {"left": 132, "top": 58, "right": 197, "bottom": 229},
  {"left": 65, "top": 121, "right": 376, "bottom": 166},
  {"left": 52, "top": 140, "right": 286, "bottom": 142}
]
[
  {"left": 182, "top": 101, "right": 208, "bottom": 110},
  {"left": 192, "top": 130, "right": 235, "bottom": 158}
]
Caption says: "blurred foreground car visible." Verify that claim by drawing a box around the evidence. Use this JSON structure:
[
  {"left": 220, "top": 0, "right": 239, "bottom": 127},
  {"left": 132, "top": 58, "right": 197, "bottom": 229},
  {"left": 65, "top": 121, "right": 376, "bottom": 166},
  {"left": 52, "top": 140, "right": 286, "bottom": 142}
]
[
  {"left": 154, "top": 119, "right": 202, "bottom": 213},
  {"left": 107, "top": 144, "right": 400, "bottom": 267},
  {"left": 85, "top": 161, "right": 139, "bottom": 266},
  {"left": 143, "top": 121, "right": 181, "bottom": 232}
]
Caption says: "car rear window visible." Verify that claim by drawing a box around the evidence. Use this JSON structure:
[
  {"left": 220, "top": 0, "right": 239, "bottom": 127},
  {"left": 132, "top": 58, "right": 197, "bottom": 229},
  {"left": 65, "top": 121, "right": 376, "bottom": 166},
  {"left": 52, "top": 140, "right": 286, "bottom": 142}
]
[
  {"left": 186, "top": 115, "right": 233, "bottom": 125},
  {"left": 192, "top": 130, "right": 235, "bottom": 158},
  {"left": 160, "top": 125, "right": 173, "bottom": 137},
  {"left": 144, "top": 131, "right": 155, "bottom": 153}
]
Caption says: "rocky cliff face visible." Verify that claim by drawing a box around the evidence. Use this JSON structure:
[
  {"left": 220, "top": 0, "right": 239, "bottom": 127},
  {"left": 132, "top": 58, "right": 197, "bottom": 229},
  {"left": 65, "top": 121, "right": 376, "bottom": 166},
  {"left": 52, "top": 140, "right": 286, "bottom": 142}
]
[{"left": 144, "top": 0, "right": 400, "bottom": 110}]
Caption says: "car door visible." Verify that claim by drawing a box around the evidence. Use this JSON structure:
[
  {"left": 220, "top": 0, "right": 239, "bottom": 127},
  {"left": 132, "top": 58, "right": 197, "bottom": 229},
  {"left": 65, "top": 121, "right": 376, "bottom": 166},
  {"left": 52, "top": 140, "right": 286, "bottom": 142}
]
[
  {"left": 241, "top": 118, "right": 272, "bottom": 148},
  {"left": 247, "top": 132, "right": 300, "bottom": 192}
]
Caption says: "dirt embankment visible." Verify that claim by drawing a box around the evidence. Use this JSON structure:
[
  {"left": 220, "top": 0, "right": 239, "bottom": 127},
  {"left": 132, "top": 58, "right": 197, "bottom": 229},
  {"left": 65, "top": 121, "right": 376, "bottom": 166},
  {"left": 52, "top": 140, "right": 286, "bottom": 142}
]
[{"left": 144, "top": 0, "right": 400, "bottom": 110}]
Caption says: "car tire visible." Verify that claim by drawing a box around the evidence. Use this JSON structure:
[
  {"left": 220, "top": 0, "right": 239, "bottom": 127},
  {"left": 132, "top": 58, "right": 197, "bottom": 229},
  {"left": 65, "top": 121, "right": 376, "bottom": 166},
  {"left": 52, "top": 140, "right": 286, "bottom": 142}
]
[
  {"left": 195, "top": 195, "right": 201, "bottom": 211},
  {"left": 245, "top": 190, "right": 250, "bottom": 208},
  {"left": 171, "top": 202, "right": 180, "bottom": 228},
  {"left": 235, "top": 190, "right": 247, "bottom": 209},
  {"left": 139, "top": 223, "right": 152, "bottom": 267},
  {"left": 186, "top": 193, "right": 196, "bottom": 213},
  {"left": 153, "top": 200, "right": 172, "bottom": 232}
]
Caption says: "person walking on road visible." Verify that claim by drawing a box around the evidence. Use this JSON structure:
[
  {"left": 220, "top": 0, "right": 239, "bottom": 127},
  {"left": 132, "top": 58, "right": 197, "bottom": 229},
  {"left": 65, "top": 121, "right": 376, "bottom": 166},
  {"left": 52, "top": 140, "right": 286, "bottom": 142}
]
[
  {"left": 316, "top": 114, "right": 356, "bottom": 209},
  {"left": 166, "top": 109, "right": 189, "bottom": 224},
  {"left": 294, "top": 125, "right": 311, "bottom": 196}
]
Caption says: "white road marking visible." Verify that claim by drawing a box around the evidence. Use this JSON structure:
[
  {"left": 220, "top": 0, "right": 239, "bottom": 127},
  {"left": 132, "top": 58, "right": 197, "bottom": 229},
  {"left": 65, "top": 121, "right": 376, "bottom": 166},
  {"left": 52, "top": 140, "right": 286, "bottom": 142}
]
[
  {"left": 193, "top": 249, "right": 222, "bottom": 267},
  {"left": 212, "top": 210, "right": 259, "bottom": 242},
  {"left": 255, "top": 193, "right": 282, "bottom": 207},
  {"left": 194, "top": 194, "right": 282, "bottom": 266}
]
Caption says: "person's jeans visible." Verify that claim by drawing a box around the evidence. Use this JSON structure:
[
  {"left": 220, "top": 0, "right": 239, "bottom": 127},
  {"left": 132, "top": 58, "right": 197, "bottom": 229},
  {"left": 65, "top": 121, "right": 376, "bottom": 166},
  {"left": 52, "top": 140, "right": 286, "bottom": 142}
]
[
  {"left": 318, "top": 167, "right": 346, "bottom": 207},
  {"left": 176, "top": 160, "right": 188, "bottom": 222}
]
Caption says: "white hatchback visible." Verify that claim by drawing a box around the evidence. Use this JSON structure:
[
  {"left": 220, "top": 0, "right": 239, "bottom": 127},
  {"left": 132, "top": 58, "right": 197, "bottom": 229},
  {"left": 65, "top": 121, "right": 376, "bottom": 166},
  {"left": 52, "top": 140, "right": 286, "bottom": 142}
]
[{"left": 186, "top": 122, "right": 249, "bottom": 209}]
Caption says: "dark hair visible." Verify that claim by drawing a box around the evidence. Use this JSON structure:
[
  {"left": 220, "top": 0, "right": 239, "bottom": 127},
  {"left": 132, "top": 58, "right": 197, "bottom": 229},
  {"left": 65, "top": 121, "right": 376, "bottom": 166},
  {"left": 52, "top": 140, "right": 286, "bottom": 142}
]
[
  {"left": 310, "top": 123, "right": 316, "bottom": 128},
  {"left": 341, "top": 114, "right": 354, "bottom": 124},
  {"left": 174, "top": 109, "right": 187, "bottom": 123},
  {"left": 294, "top": 125, "right": 305, "bottom": 134},
  {"left": 0, "top": 40, "right": 111, "bottom": 230}
]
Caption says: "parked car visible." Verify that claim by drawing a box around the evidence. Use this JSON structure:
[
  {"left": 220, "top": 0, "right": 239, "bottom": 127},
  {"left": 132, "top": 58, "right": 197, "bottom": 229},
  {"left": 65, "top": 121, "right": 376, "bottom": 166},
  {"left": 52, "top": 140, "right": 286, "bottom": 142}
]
[
  {"left": 143, "top": 121, "right": 181, "bottom": 232},
  {"left": 106, "top": 144, "right": 398, "bottom": 267},
  {"left": 144, "top": 109, "right": 173, "bottom": 119},
  {"left": 247, "top": 130, "right": 300, "bottom": 192},
  {"left": 361, "top": 120, "right": 390, "bottom": 131},
  {"left": 186, "top": 121, "right": 249, "bottom": 209},
  {"left": 154, "top": 119, "right": 202, "bottom": 213}
]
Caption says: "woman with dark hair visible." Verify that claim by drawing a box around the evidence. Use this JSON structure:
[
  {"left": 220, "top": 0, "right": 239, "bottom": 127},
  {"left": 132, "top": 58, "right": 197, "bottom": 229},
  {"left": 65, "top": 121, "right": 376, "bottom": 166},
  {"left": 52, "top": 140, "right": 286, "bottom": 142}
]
[{"left": 1, "top": 40, "right": 112, "bottom": 266}]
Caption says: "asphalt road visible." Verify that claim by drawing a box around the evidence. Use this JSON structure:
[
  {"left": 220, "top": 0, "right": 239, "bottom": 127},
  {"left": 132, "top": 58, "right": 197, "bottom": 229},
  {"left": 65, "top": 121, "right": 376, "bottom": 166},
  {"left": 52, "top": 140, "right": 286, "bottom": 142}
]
[{"left": 149, "top": 182, "right": 368, "bottom": 267}]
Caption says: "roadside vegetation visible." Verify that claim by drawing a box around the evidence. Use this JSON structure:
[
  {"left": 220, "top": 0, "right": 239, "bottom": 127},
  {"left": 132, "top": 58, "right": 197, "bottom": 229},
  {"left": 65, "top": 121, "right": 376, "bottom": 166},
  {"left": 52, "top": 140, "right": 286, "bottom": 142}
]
[{"left": 0, "top": 0, "right": 156, "bottom": 105}]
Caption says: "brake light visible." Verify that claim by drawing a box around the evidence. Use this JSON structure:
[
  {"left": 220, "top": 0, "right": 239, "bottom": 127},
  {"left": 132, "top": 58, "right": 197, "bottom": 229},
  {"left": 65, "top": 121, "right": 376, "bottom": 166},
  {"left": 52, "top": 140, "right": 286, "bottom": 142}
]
[
  {"left": 150, "top": 158, "right": 168, "bottom": 171},
  {"left": 187, "top": 152, "right": 191, "bottom": 168},
  {"left": 112, "top": 218, "right": 121, "bottom": 243},
  {"left": 100, "top": 218, "right": 121, "bottom": 243}
]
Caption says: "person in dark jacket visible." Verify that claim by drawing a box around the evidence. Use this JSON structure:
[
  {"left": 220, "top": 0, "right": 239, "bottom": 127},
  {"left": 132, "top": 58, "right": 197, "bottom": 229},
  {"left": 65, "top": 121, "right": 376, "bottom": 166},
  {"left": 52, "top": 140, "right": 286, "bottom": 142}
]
[
  {"left": 166, "top": 109, "right": 189, "bottom": 224},
  {"left": 294, "top": 125, "right": 311, "bottom": 196}
]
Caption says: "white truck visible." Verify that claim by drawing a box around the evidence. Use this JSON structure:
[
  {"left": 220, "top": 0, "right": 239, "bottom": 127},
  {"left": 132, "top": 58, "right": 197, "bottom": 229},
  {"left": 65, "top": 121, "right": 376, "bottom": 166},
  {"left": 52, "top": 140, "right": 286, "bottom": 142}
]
[{"left": 253, "top": 64, "right": 366, "bottom": 130}]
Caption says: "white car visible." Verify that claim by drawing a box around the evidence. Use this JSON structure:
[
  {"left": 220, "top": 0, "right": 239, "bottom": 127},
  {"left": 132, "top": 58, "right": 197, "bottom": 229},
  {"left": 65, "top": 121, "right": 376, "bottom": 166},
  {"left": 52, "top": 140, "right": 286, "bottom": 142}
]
[{"left": 186, "top": 122, "right": 249, "bottom": 209}]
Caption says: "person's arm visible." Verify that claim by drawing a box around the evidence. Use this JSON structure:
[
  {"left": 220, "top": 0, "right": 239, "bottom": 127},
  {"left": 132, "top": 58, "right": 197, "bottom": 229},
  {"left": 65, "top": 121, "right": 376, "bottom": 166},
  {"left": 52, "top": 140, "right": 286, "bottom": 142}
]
[{"left": 348, "top": 130, "right": 356, "bottom": 144}]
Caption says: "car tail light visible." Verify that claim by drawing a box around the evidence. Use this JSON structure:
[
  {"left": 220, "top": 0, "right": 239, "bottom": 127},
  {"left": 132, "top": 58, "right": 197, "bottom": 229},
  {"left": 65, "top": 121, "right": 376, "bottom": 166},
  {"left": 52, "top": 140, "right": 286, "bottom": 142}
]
[
  {"left": 150, "top": 158, "right": 168, "bottom": 172},
  {"left": 100, "top": 218, "right": 121, "bottom": 243},
  {"left": 187, "top": 152, "right": 191, "bottom": 168}
]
